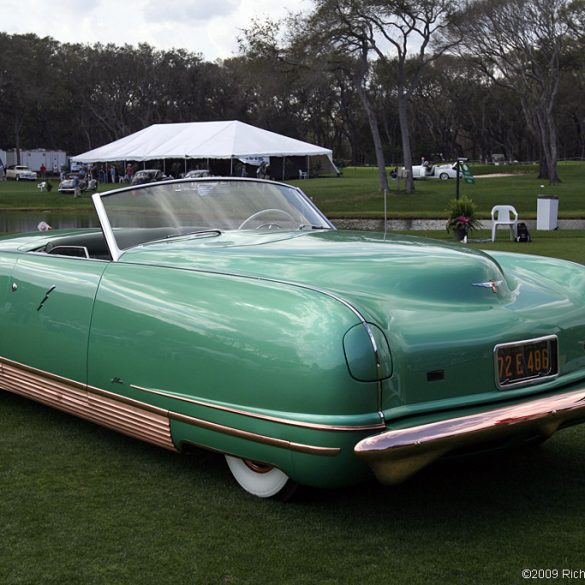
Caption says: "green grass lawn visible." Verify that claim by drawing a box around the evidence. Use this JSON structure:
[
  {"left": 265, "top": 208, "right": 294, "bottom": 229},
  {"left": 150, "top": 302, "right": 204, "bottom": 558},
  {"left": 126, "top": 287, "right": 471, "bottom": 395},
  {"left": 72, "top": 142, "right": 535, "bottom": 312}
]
[
  {"left": 0, "top": 179, "right": 97, "bottom": 210},
  {"left": 400, "top": 229, "right": 585, "bottom": 265},
  {"left": 2, "top": 391, "right": 584, "bottom": 585},
  {"left": 2, "top": 162, "right": 585, "bottom": 220},
  {"left": 296, "top": 162, "right": 585, "bottom": 220}
]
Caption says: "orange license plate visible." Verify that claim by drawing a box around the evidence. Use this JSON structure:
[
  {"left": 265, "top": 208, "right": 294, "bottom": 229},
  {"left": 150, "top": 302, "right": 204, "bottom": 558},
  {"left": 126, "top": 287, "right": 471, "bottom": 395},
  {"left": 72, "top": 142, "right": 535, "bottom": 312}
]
[{"left": 495, "top": 336, "right": 558, "bottom": 389}]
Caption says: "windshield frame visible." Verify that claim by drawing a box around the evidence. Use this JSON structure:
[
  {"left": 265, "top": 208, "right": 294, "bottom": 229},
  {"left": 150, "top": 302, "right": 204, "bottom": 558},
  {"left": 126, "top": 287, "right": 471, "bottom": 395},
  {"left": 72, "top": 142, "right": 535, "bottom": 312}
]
[{"left": 92, "top": 177, "right": 334, "bottom": 261}]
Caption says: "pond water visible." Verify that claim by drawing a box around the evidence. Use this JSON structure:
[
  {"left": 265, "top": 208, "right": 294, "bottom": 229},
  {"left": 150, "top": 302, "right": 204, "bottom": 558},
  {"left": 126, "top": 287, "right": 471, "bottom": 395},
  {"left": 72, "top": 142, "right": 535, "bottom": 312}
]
[
  {"left": 2, "top": 211, "right": 583, "bottom": 235},
  {"left": 0, "top": 211, "right": 100, "bottom": 234}
]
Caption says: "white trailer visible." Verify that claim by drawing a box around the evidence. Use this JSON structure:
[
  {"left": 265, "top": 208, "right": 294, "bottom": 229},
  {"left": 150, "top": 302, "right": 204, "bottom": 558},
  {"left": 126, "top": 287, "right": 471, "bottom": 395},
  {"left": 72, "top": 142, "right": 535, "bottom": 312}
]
[
  {"left": 0, "top": 149, "right": 6, "bottom": 180},
  {"left": 6, "top": 149, "right": 68, "bottom": 174}
]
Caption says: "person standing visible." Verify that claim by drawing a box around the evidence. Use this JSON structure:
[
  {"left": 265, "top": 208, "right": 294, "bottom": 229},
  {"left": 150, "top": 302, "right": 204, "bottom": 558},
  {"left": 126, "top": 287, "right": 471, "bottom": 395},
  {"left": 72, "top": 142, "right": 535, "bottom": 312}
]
[
  {"left": 73, "top": 174, "right": 81, "bottom": 198},
  {"left": 110, "top": 165, "right": 117, "bottom": 184}
]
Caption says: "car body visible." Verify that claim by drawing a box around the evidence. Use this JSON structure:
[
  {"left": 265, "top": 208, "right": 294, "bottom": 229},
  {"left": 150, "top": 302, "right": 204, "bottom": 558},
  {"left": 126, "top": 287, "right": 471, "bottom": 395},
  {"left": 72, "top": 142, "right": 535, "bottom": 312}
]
[
  {"left": 1, "top": 177, "right": 585, "bottom": 498},
  {"left": 58, "top": 173, "right": 97, "bottom": 193},
  {"left": 131, "top": 169, "right": 167, "bottom": 186},
  {"left": 411, "top": 163, "right": 458, "bottom": 180},
  {"left": 6, "top": 165, "right": 37, "bottom": 181}
]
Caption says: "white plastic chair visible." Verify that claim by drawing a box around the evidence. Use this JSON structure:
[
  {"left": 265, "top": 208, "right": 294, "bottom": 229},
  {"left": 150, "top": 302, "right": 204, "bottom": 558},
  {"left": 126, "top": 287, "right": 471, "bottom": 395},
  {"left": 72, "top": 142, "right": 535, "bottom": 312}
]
[
  {"left": 491, "top": 205, "right": 519, "bottom": 241},
  {"left": 298, "top": 169, "right": 308, "bottom": 179}
]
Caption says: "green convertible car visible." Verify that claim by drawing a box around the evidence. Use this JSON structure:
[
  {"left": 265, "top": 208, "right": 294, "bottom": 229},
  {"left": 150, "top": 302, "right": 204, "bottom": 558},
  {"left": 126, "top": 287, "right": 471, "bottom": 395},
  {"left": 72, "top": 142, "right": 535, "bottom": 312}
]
[{"left": 1, "top": 177, "right": 585, "bottom": 498}]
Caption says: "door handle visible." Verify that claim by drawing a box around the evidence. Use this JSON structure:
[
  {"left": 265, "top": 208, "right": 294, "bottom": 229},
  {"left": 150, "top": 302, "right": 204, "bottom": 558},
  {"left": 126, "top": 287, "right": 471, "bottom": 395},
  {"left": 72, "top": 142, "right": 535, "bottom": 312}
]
[{"left": 37, "top": 285, "right": 56, "bottom": 311}]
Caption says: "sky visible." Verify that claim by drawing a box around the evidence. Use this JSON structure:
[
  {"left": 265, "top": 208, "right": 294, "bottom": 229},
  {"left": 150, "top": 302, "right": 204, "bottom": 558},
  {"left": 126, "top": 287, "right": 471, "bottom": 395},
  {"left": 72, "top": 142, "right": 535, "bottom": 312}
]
[{"left": 1, "top": 0, "right": 311, "bottom": 61}]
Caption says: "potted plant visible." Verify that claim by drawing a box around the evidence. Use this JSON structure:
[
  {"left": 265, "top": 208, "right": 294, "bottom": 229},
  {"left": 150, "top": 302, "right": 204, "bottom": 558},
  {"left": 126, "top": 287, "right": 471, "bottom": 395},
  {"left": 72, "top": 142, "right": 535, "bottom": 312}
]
[{"left": 446, "top": 195, "right": 482, "bottom": 241}]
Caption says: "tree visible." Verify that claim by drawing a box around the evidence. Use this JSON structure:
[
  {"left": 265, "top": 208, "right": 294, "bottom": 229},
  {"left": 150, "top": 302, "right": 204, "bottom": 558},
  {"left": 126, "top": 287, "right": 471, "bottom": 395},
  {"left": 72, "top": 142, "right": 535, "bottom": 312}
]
[
  {"left": 362, "top": 0, "right": 462, "bottom": 191},
  {"left": 0, "top": 34, "right": 61, "bottom": 156},
  {"left": 448, "top": 0, "right": 580, "bottom": 183},
  {"left": 237, "top": 17, "right": 368, "bottom": 164},
  {"left": 297, "top": 0, "right": 461, "bottom": 192},
  {"left": 557, "top": 41, "right": 585, "bottom": 159},
  {"left": 289, "top": 1, "right": 391, "bottom": 191},
  {"left": 405, "top": 55, "right": 530, "bottom": 162}
]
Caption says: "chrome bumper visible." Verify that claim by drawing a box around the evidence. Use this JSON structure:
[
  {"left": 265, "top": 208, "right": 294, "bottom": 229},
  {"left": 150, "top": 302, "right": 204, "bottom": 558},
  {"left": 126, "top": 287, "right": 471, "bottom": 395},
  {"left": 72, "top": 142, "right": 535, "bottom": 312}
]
[{"left": 354, "top": 387, "right": 585, "bottom": 485}]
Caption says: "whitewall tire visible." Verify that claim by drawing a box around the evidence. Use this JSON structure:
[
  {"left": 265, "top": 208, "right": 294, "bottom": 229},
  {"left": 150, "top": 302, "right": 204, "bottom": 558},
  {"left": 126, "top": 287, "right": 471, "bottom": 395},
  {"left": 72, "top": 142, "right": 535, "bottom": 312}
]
[{"left": 225, "top": 455, "right": 296, "bottom": 499}]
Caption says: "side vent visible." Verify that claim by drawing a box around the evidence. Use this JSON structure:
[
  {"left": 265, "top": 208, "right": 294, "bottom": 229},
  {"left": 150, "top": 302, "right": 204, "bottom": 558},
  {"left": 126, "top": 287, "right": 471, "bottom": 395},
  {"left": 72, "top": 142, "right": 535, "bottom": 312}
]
[{"left": 426, "top": 370, "right": 445, "bottom": 382}]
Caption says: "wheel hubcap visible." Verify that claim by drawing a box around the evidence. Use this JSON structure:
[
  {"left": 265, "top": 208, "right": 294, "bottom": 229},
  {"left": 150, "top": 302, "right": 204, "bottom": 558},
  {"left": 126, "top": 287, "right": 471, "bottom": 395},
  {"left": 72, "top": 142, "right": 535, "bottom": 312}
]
[{"left": 243, "top": 459, "right": 273, "bottom": 474}]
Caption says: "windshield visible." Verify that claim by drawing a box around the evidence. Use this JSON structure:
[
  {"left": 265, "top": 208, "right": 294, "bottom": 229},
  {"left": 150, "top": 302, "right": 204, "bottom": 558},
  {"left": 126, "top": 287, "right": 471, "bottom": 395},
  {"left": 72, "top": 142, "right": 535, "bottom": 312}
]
[{"left": 94, "top": 178, "right": 332, "bottom": 255}]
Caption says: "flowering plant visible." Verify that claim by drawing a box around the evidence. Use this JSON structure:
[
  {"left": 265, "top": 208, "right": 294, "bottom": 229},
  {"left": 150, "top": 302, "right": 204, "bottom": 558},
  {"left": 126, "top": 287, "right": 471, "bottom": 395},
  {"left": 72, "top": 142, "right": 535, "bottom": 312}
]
[{"left": 445, "top": 196, "right": 481, "bottom": 235}]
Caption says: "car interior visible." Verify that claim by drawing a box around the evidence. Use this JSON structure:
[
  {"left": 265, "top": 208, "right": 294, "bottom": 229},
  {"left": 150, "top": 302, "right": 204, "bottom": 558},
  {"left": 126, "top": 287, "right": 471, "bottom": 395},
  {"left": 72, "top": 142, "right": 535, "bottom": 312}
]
[{"left": 36, "top": 231, "right": 112, "bottom": 260}]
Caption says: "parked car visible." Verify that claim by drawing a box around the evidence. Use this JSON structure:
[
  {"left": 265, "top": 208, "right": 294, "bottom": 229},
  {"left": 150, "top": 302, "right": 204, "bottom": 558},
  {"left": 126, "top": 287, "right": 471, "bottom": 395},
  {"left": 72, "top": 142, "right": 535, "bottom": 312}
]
[
  {"left": 411, "top": 162, "right": 458, "bottom": 180},
  {"left": 1, "top": 177, "right": 585, "bottom": 499},
  {"left": 6, "top": 165, "right": 37, "bottom": 181},
  {"left": 58, "top": 173, "right": 97, "bottom": 193},
  {"left": 131, "top": 169, "right": 167, "bottom": 186},
  {"left": 184, "top": 169, "right": 210, "bottom": 179}
]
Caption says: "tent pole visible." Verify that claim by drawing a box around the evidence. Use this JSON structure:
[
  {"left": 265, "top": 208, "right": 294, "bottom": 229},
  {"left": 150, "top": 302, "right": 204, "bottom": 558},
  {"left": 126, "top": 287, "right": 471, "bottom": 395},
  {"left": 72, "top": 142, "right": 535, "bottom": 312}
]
[
  {"left": 185, "top": 158, "right": 187, "bottom": 174},
  {"left": 307, "top": 155, "right": 309, "bottom": 178},
  {"left": 230, "top": 157, "right": 233, "bottom": 176},
  {"left": 282, "top": 157, "right": 285, "bottom": 181}
]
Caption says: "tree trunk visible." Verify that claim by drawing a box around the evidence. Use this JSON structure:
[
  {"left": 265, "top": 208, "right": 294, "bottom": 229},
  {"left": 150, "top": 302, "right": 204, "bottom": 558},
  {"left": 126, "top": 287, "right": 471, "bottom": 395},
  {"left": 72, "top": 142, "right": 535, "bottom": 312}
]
[
  {"left": 522, "top": 95, "right": 561, "bottom": 184},
  {"left": 397, "top": 93, "right": 415, "bottom": 193},
  {"left": 545, "top": 110, "right": 561, "bottom": 183},
  {"left": 356, "top": 84, "right": 389, "bottom": 192},
  {"left": 535, "top": 108, "right": 561, "bottom": 183}
]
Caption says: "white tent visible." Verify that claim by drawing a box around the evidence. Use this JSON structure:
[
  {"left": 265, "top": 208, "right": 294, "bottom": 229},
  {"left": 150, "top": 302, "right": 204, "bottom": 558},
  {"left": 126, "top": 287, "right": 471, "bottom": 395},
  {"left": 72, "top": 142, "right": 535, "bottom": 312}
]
[{"left": 72, "top": 121, "right": 335, "bottom": 176}]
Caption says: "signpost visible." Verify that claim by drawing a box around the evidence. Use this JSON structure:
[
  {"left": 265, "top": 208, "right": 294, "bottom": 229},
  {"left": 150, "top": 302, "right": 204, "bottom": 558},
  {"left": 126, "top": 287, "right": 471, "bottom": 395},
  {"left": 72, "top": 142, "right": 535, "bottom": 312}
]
[{"left": 455, "top": 158, "right": 475, "bottom": 200}]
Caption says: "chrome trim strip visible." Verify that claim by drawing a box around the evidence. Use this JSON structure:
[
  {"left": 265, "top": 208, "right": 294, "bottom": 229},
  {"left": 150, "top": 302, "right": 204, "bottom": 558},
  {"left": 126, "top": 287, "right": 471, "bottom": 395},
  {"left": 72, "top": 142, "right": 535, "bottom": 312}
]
[
  {"left": 355, "top": 386, "right": 585, "bottom": 486},
  {"left": 129, "top": 383, "right": 385, "bottom": 432},
  {"left": 91, "top": 191, "right": 123, "bottom": 262},
  {"left": 87, "top": 383, "right": 169, "bottom": 417},
  {"left": 30, "top": 250, "right": 110, "bottom": 263},
  {"left": 0, "top": 357, "right": 175, "bottom": 451},
  {"left": 0, "top": 357, "right": 340, "bottom": 457},
  {"left": 171, "top": 412, "right": 340, "bottom": 456},
  {"left": 1, "top": 356, "right": 86, "bottom": 390}
]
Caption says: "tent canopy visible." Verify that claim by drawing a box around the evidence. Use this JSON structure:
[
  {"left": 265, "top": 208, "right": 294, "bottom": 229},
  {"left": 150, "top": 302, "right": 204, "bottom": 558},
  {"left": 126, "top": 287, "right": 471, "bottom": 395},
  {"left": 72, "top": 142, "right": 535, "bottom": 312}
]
[{"left": 72, "top": 121, "right": 333, "bottom": 165}]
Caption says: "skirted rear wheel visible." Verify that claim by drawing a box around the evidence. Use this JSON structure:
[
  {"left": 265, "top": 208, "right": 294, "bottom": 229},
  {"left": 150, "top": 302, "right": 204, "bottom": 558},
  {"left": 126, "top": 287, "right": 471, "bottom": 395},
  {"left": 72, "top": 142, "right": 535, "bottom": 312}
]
[{"left": 225, "top": 455, "right": 297, "bottom": 500}]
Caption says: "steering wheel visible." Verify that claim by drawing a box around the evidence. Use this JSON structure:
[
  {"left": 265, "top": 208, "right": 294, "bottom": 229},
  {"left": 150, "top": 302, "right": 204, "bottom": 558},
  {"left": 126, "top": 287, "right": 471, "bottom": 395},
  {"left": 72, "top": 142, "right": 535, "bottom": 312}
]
[{"left": 238, "top": 208, "right": 297, "bottom": 230}]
